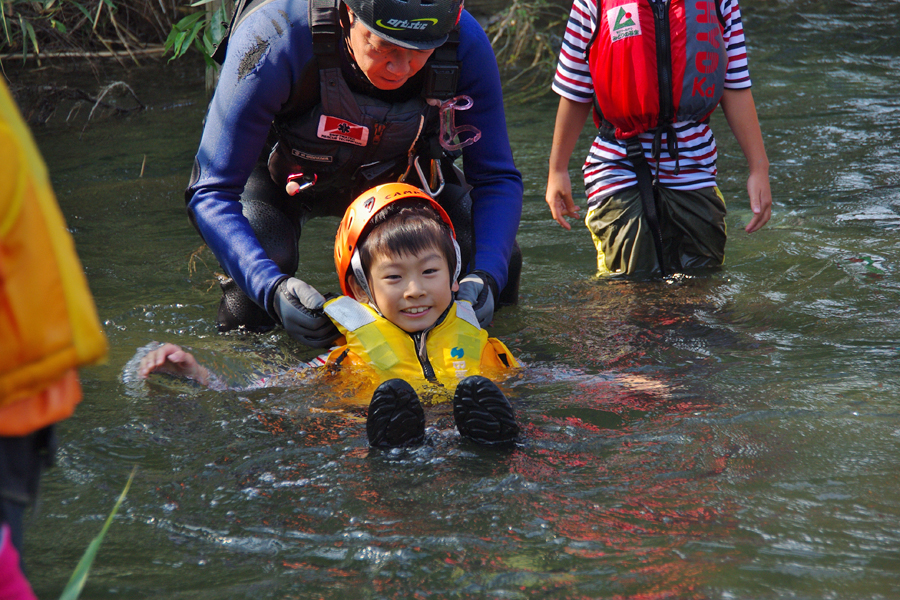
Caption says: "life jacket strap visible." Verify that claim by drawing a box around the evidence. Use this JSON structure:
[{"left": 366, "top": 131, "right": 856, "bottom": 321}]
[
  {"left": 651, "top": 122, "right": 680, "bottom": 182},
  {"left": 625, "top": 136, "right": 668, "bottom": 277}
]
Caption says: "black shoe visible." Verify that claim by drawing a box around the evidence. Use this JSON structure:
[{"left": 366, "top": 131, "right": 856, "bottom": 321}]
[
  {"left": 367, "top": 379, "right": 426, "bottom": 448},
  {"left": 452, "top": 376, "right": 519, "bottom": 447}
]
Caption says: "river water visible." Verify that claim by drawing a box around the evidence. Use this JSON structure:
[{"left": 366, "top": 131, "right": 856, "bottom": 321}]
[{"left": 10, "top": 0, "right": 900, "bottom": 597}]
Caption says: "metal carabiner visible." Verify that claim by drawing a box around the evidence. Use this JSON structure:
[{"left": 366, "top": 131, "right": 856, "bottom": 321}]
[
  {"left": 286, "top": 172, "right": 317, "bottom": 196},
  {"left": 413, "top": 155, "right": 445, "bottom": 199}
]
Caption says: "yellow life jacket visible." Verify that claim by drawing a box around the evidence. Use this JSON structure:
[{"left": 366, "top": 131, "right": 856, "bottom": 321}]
[
  {"left": 0, "top": 79, "right": 108, "bottom": 436},
  {"left": 322, "top": 297, "right": 518, "bottom": 400}
]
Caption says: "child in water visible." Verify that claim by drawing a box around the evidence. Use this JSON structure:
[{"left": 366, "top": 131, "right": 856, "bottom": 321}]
[{"left": 139, "top": 183, "right": 521, "bottom": 449}]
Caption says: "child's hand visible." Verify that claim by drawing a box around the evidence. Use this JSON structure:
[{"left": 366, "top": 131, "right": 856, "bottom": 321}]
[
  {"left": 545, "top": 170, "right": 581, "bottom": 230},
  {"left": 138, "top": 343, "right": 209, "bottom": 385},
  {"left": 745, "top": 170, "right": 772, "bottom": 233}
]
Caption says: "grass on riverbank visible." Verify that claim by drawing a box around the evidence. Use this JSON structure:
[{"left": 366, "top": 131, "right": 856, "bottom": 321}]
[
  {"left": 2, "top": 0, "right": 564, "bottom": 88},
  {"left": 1, "top": 0, "right": 181, "bottom": 65}
]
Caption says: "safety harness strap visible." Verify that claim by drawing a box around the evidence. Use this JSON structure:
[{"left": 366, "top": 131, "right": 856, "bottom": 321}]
[
  {"left": 211, "top": 0, "right": 274, "bottom": 65},
  {"left": 309, "top": 0, "right": 339, "bottom": 66},
  {"left": 625, "top": 136, "right": 667, "bottom": 277},
  {"left": 423, "top": 28, "right": 460, "bottom": 102},
  {"left": 274, "top": 0, "right": 337, "bottom": 118}
]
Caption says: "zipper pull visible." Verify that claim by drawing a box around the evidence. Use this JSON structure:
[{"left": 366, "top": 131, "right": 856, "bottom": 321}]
[
  {"left": 372, "top": 123, "right": 386, "bottom": 146},
  {"left": 412, "top": 330, "right": 437, "bottom": 381},
  {"left": 651, "top": 0, "right": 668, "bottom": 18}
]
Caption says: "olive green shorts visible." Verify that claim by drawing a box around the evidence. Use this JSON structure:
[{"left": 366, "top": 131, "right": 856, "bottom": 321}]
[{"left": 585, "top": 186, "right": 727, "bottom": 277}]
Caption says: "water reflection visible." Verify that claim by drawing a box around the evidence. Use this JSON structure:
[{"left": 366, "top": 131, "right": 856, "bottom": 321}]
[
  {"left": 10, "top": 0, "right": 900, "bottom": 597},
  {"left": 118, "top": 273, "right": 772, "bottom": 598}
]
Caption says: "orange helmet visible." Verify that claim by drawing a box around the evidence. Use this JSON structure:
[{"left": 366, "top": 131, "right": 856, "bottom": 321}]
[{"left": 334, "top": 183, "right": 460, "bottom": 299}]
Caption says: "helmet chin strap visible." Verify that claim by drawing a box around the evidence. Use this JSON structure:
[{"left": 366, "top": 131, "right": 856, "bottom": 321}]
[
  {"left": 449, "top": 237, "right": 462, "bottom": 283},
  {"left": 348, "top": 238, "right": 462, "bottom": 310},
  {"left": 350, "top": 248, "right": 378, "bottom": 313}
]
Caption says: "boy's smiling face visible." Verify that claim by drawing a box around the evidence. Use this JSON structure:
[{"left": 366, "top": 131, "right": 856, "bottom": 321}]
[{"left": 351, "top": 245, "right": 458, "bottom": 332}]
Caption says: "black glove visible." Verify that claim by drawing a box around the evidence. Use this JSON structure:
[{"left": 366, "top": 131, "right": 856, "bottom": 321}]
[
  {"left": 272, "top": 277, "right": 340, "bottom": 348},
  {"left": 456, "top": 271, "right": 497, "bottom": 328}
]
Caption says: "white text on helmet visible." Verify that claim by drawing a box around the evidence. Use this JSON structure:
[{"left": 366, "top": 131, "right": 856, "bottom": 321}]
[{"left": 376, "top": 18, "right": 437, "bottom": 32}]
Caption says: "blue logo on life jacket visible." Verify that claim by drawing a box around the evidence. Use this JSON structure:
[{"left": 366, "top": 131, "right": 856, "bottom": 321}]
[{"left": 451, "top": 347, "right": 465, "bottom": 359}]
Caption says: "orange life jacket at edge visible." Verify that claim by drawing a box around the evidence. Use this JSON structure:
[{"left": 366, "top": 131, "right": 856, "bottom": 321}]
[{"left": 0, "top": 79, "right": 108, "bottom": 436}]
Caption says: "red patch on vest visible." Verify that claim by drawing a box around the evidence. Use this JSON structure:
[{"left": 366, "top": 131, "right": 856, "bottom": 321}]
[{"left": 317, "top": 115, "right": 369, "bottom": 147}]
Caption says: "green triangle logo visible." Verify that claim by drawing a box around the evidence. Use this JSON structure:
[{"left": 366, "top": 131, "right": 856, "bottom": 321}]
[{"left": 613, "top": 7, "right": 636, "bottom": 31}]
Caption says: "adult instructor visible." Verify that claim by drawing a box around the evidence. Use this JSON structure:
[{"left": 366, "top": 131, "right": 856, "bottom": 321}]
[{"left": 186, "top": 0, "right": 523, "bottom": 347}]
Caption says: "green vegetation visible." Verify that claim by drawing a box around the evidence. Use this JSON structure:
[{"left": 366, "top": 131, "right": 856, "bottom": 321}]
[
  {"left": 164, "top": 0, "right": 228, "bottom": 66},
  {"left": 59, "top": 468, "right": 135, "bottom": 600},
  {"left": 485, "top": 0, "right": 566, "bottom": 100},
  {"left": 2, "top": 0, "right": 562, "bottom": 88},
  {"left": 1, "top": 0, "right": 180, "bottom": 63}
]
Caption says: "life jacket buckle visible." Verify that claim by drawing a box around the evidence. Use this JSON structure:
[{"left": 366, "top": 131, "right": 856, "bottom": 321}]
[{"left": 624, "top": 137, "right": 645, "bottom": 163}]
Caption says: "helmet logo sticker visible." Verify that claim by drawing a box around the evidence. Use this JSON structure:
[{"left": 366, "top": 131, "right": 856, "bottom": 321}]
[
  {"left": 386, "top": 188, "right": 427, "bottom": 200},
  {"left": 376, "top": 18, "right": 438, "bottom": 32}
]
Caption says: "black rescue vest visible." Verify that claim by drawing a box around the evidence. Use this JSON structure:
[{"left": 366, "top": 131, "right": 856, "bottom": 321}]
[{"left": 213, "top": 0, "right": 460, "bottom": 211}]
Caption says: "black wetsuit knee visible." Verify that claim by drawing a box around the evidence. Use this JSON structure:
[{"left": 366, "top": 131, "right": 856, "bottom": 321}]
[{"left": 217, "top": 167, "right": 301, "bottom": 332}]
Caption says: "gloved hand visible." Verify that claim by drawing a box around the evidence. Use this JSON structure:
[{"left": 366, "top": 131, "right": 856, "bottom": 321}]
[
  {"left": 272, "top": 277, "right": 340, "bottom": 348},
  {"left": 456, "top": 271, "right": 496, "bottom": 328}
]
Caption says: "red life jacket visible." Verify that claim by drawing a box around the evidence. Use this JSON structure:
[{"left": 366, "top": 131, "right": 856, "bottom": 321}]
[{"left": 587, "top": 0, "right": 727, "bottom": 141}]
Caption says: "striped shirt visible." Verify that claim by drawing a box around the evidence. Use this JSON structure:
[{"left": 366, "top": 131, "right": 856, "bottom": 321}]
[
  {"left": 250, "top": 352, "right": 330, "bottom": 389},
  {"left": 552, "top": 0, "right": 752, "bottom": 208}
]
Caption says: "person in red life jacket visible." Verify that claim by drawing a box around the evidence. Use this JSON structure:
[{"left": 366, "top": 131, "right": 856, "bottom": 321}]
[
  {"left": 140, "top": 183, "right": 521, "bottom": 448},
  {"left": 0, "top": 79, "right": 109, "bottom": 598},
  {"left": 185, "top": 0, "right": 523, "bottom": 346},
  {"left": 544, "top": 0, "right": 772, "bottom": 277}
]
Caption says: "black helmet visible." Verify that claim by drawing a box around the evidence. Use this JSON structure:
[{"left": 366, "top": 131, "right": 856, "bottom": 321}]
[{"left": 343, "top": 0, "right": 463, "bottom": 50}]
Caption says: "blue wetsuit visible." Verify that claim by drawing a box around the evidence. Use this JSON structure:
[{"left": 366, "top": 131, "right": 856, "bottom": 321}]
[{"left": 186, "top": 0, "right": 523, "bottom": 318}]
